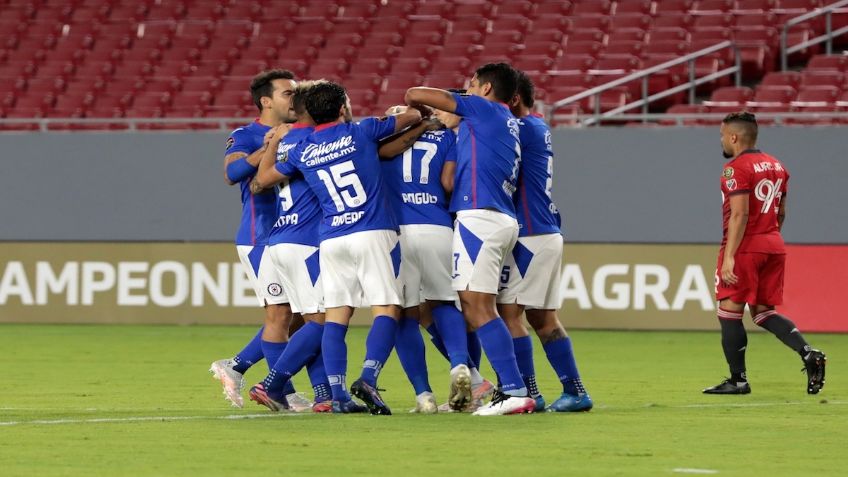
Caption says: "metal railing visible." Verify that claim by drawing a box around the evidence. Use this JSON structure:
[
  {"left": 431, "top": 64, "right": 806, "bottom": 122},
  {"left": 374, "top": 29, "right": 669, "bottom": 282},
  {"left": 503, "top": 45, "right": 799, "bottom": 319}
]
[
  {"left": 0, "top": 117, "right": 246, "bottom": 132},
  {"left": 780, "top": 0, "right": 848, "bottom": 70},
  {"left": 553, "top": 111, "right": 848, "bottom": 127},
  {"left": 547, "top": 41, "right": 741, "bottom": 127}
]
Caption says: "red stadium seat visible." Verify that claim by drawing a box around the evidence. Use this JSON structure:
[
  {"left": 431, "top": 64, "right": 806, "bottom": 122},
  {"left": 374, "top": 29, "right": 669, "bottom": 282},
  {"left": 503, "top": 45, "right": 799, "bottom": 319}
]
[
  {"left": 806, "top": 55, "right": 848, "bottom": 72},
  {"left": 569, "top": 29, "right": 606, "bottom": 44},
  {"left": 534, "top": 1, "right": 574, "bottom": 17},
  {"left": 491, "top": 16, "right": 533, "bottom": 34},
  {"left": 615, "top": 0, "right": 653, "bottom": 15},
  {"left": 572, "top": 0, "right": 612, "bottom": 16},
  {"left": 513, "top": 56, "right": 555, "bottom": 74},
  {"left": 453, "top": 2, "right": 495, "bottom": 18},
  {"left": 605, "top": 41, "right": 645, "bottom": 59},
  {"left": 521, "top": 41, "right": 562, "bottom": 58},
  {"left": 430, "top": 56, "right": 474, "bottom": 75},
  {"left": 553, "top": 55, "right": 596, "bottom": 73},
  {"left": 734, "top": 0, "right": 779, "bottom": 13},
  {"left": 652, "top": 14, "right": 695, "bottom": 29},
  {"left": 531, "top": 17, "right": 573, "bottom": 32},
  {"left": 571, "top": 17, "right": 611, "bottom": 32},
  {"left": 693, "top": 0, "right": 734, "bottom": 14},
  {"left": 563, "top": 41, "right": 603, "bottom": 58},
  {"left": 524, "top": 29, "right": 566, "bottom": 44},
  {"left": 747, "top": 85, "right": 797, "bottom": 111},
  {"left": 610, "top": 14, "right": 651, "bottom": 32},
  {"left": 496, "top": 1, "right": 535, "bottom": 17},
  {"left": 648, "top": 28, "right": 689, "bottom": 43},
  {"left": 761, "top": 71, "right": 802, "bottom": 89},
  {"left": 693, "top": 14, "right": 735, "bottom": 33},
  {"left": 654, "top": 0, "right": 695, "bottom": 14},
  {"left": 703, "top": 86, "right": 755, "bottom": 106},
  {"left": 775, "top": 0, "right": 822, "bottom": 15},
  {"left": 735, "top": 12, "right": 778, "bottom": 30}
]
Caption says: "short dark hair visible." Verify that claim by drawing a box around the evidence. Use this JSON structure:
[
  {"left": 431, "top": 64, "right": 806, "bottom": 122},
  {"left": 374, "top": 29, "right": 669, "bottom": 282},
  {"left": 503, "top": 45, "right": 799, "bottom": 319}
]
[
  {"left": 250, "top": 69, "right": 295, "bottom": 111},
  {"left": 722, "top": 111, "right": 758, "bottom": 143},
  {"left": 447, "top": 88, "right": 466, "bottom": 94},
  {"left": 304, "top": 81, "right": 347, "bottom": 124},
  {"left": 515, "top": 70, "right": 535, "bottom": 108},
  {"left": 474, "top": 63, "right": 518, "bottom": 103}
]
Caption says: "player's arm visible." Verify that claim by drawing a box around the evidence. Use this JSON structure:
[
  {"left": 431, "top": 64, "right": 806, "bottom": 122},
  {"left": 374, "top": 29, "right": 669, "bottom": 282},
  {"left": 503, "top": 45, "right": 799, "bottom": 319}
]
[
  {"left": 251, "top": 125, "right": 292, "bottom": 194},
  {"left": 223, "top": 130, "right": 275, "bottom": 185},
  {"left": 405, "top": 87, "right": 457, "bottom": 114},
  {"left": 721, "top": 193, "right": 750, "bottom": 286},
  {"left": 441, "top": 160, "right": 456, "bottom": 196},
  {"left": 391, "top": 107, "right": 423, "bottom": 134},
  {"left": 378, "top": 117, "right": 443, "bottom": 159},
  {"left": 777, "top": 195, "right": 787, "bottom": 231}
]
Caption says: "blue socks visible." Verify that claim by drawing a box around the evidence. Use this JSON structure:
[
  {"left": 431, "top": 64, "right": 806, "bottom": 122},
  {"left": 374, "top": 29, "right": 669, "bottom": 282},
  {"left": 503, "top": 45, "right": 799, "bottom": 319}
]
[
  {"left": 307, "top": 351, "right": 331, "bottom": 403},
  {"left": 360, "top": 316, "right": 398, "bottom": 386},
  {"left": 513, "top": 336, "right": 540, "bottom": 398},
  {"left": 432, "top": 304, "right": 470, "bottom": 368},
  {"left": 322, "top": 322, "right": 351, "bottom": 402},
  {"left": 262, "top": 322, "right": 323, "bottom": 399},
  {"left": 395, "top": 317, "right": 432, "bottom": 395},
  {"left": 467, "top": 330, "right": 482, "bottom": 369},
  {"left": 233, "top": 326, "right": 264, "bottom": 374},
  {"left": 261, "top": 339, "right": 294, "bottom": 396},
  {"left": 425, "top": 323, "right": 450, "bottom": 361},
  {"left": 542, "top": 336, "right": 583, "bottom": 395},
  {"left": 476, "top": 318, "right": 527, "bottom": 397}
]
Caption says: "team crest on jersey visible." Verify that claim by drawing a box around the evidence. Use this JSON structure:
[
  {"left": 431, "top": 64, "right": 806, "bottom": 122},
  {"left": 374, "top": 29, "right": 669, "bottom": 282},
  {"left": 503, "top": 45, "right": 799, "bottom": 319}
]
[
  {"left": 725, "top": 179, "right": 737, "bottom": 191},
  {"left": 267, "top": 283, "right": 283, "bottom": 296},
  {"left": 226, "top": 137, "right": 234, "bottom": 150},
  {"left": 723, "top": 167, "right": 734, "bottom": 178}
]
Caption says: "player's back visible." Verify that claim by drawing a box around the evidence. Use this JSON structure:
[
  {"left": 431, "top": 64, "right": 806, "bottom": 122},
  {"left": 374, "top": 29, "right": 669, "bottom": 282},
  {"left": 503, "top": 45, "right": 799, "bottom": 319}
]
[
  {"left": 721, "top": 149, "right": 788, "bottom": 253},
  {"left": 515, "top": 114, "right": 561, "bottom": 237},
  {"left": 269, "top": 124, "right": 322, "bottom": 247},
  {"left": 284, "top": 118, "right": 398, "bottom": 239},
  {"left": 381, "top": 128, "right": 456, "bottom": 228},
  {"left": 226, "top": 121, "right": 278, "bottom": 246},
  {"left": 450, "top": 92, "right": 521, "bottom": 217}
]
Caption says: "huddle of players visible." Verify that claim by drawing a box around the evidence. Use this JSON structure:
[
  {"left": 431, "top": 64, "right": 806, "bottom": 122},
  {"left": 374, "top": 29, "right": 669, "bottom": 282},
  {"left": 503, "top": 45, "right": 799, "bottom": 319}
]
[{"left": 210, "top": 63, "right": 593, "bottom": 416}]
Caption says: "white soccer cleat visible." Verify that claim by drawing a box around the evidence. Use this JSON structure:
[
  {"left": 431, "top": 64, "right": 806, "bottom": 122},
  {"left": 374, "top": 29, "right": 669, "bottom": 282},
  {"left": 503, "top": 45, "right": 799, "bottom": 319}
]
[
  {"left": 285, "top": 392, "right": 315, "bottom": 413},
  {"left": 209, "top": 359, "right": 245, "bottom": 408},
  {"left": 472, "top": 392, "right": 536, "bottom": 416},
  {"left": 448, "top": 364, "right": 472, "bottom": 411},
  {"left": 409, "top": 392, "right": 438, "bottom": 414}
]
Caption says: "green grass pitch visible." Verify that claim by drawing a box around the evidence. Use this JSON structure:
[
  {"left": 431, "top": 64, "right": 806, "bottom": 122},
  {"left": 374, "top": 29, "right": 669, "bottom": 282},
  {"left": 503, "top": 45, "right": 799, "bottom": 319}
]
[{"left": 1, "top": 324, "right": 845, "bottom": 477}]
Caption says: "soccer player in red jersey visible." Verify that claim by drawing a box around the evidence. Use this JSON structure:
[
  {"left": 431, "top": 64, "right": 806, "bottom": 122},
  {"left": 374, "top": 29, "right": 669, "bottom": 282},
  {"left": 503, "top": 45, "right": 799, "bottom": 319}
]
[{"left": 704, "top": 112, "right": 826, "bottom": 395}]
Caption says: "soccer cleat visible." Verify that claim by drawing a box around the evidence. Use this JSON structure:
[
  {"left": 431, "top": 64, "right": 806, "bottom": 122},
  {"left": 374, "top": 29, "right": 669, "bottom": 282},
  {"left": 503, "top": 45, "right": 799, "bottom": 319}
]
[
  {"left": 286, "top": 392, "right": 315, "bottom": 413},
  {"left": 471, "top": 378, "right": 495, "bottom": 402},
  {"left": 331, "top": 399, "right": 368, "bottom": 414},
  {"left": 350, "top": 378, "right": 392, "bottom": 415},
  {"left": 702, "top": 378, "right": 751, "bottom": 395},
  {"left": 209, "top": 359, "right": 245, "bottom": 408},
  {"left": 472, "top": 390, "right": 536, "bottom": 416},
  {"left": 802, "top": 349, "right": 827, "bottom": 395},
  {"left": 448, "top": 364, "right": 472, "bottom": 411},
  {"left": 532, "top": 395, "right": 547, "bottom": 412},
  {"left": 312, "top": 400, "right": 333, "bottom": 413},
  {"left": 547, "top": 392, "right": 594, "bottom": 412},
  {"left": 248, "top": 383, "right": 289, "bottom": 412},
  {"left": 409, "top": 391, "right": 438, "bottom": 414}
]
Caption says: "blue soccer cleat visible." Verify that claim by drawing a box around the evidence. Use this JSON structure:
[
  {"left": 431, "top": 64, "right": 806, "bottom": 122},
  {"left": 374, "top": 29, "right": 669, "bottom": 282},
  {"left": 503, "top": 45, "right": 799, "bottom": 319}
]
[
  {"left": 547, "top": 392, "right": 594, "bottom": 412},
  {"left": 331, "top": 399, "right": 368, "bottom": 414},
  {"left": 533, "top": 395, "right": 546, "bottom": 412}
]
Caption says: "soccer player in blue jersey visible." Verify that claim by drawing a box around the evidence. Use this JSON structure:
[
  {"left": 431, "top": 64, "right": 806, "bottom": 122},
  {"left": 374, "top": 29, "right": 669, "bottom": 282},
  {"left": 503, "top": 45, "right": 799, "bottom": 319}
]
[
  {"left": 406, "top": 63, "right": 536, "bottom": 415},
  {"left": 210, "top": 70, "right": 304, "bottom": 408},
  {"left": 496, "top": 71, "right": 593, "bottom": 412},
  {"left": 241, "top": 81, "right": 335, "bottom": 413},
  {"left": 253, "top": 82, "right": 423, "bottom": 414}
]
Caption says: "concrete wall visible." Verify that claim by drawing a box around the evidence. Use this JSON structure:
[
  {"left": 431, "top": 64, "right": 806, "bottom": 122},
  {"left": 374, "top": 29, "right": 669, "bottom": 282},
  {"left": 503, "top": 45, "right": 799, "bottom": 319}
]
[{"left": 0, "top": 127, "right": 845, "bottom": 243}]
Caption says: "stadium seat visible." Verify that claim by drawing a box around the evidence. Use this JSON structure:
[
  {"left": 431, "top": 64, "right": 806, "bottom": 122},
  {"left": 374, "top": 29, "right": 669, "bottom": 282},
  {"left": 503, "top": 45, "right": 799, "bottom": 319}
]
[
  {"left": 800, "top": 71, "right": 845, "bottom": 88},
  {"left": 609, "top": 14, "right": 651, "bottom": 32},
  {"left": 648, "top": 28, "right": 690, "bottom": 43},
  {"left": 572, "top": 0, "right": 612, "bottom": 16},
  {"left": 534, "top": 1, "right": 574, "bottom": 18},
  {"left": 693, "top": 0, "right": 735, "bottom": 14},
  {"left": 806, "top": 55, "right": 848, "bottom": 72},
  {"left": 660, "top": 104, "right": 705, "bottom": 126},
  {"left": 761, "top": 70, "right": 802, "bottom": 89},
  {"left": 563, "top": 41, "right": 604, "bottom": 58},
  {"left": 654, "top": 0, "right": 695, "bottom": 15},
  {"left": 553, "top": 55, "right": 596, "bottom": 73},
  {"left": 496, "top": 1, "right": 535, "bottom": 17},
  {"left": 615, "top": 0, "right": 653, "bottom": 15},
  {"left": 703, "top": 86, "right": 755, "bottom": 106},
  {"left": 571, "top": 17, "right": 611, "bottom": 33}
]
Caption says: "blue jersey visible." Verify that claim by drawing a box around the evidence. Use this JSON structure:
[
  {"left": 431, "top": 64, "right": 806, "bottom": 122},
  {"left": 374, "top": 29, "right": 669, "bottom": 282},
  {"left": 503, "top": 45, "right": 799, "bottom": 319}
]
[
  {"left": 450, "top": 92, "right": 521, "bottom": 218},
  {"left": 381, "top": 128, "right": 457, "bottom": 228},
  {"left": 276, "top": 117, "right": 399, "bottom": 240},
  {"left": 515, "top": 114, "right": 562, "bottom": 237},
  {"left": 270, "top": 124, "right": 322, "bottom": 247},
  {"left": 226, "top": 121, "right": 278, "bottom": 246}
]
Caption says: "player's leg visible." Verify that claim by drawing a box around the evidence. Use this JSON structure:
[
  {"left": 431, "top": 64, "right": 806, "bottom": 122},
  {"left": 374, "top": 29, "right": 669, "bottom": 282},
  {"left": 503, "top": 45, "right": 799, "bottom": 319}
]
[
  {"left": 453, "top": 210, "right": 535, "bottom": 416},
  {"left": 349, "top": 230, "right": 404, "bottom": 415},
  {"left": 751, "top": 253, "right": 825, "bottom": 394},
  {"left": 527, "top": 309, "right": 593, "bottom": 412},
  {"left": 704, "top": 252, "right": 752, "bottom": 394},
  {"left": 318, "top": 235, "right": 369, "bottom": 413},
  {"left": 418, "top": 302, "right": 451, "bottom": 361},
  {"left": 396, "top": 306, "right": 436, "bottom": 413}
]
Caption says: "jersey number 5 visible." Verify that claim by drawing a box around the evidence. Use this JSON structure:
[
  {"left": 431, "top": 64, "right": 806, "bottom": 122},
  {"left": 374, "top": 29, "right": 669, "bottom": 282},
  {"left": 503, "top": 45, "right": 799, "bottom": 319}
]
[{"left": 316, "top": 160, "right": 368, "bottom": 212}]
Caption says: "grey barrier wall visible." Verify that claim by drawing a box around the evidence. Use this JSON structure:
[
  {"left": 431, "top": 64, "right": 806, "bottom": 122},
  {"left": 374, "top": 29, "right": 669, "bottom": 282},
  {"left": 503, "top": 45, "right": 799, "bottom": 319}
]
[{"left": 0, "top": 127, "right": 845, "bottom": 243}]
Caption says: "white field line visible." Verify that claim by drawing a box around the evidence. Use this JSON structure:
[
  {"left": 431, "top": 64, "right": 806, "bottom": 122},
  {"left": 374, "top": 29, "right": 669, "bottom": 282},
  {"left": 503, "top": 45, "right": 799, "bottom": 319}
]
[
  {"left": 673, "top": 468, "right": 719, "bottom": 474},
  {"left": 592, "top": 400, "right": 848, "bottom": 411},
  {"left": 0, "top": 412, "right": 307, "bottom": 427}
]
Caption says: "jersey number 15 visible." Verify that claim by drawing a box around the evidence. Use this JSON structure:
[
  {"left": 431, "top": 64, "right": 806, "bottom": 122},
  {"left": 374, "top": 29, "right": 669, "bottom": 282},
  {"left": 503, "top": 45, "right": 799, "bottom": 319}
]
[{"left": 316, "top": 160, "right": 368, "bottom": 212}]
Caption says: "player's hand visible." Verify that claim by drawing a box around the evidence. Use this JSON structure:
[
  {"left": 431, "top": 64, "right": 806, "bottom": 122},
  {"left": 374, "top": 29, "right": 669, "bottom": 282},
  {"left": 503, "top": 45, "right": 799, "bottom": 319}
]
[
  {"left": 410, "top": 103, "right": 433, "bottom": 119},
  {"left": 271, "top": 123, "right": 292, "bottom": 141},
  {"left": 721, "top": 257, "right": 738, "bottom": 285},
  {"left": 263, "top": 129, "right": 276, "bottom": 148}
]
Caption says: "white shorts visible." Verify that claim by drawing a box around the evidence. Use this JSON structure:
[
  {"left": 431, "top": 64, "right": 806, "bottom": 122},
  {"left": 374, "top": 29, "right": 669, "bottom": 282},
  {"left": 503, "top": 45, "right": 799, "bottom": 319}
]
[
  {"left": 496, "top": 233, "right": 564, "bottom": 310},
  {"left": 451, "top": 209, "right": 519, "bottom": 294},
  {"left": 268, "top": 243, "right": 324, "bottom": 314},
  {"left": 399, "top": 224, "right": 457, "bottom": 308},
  {"left": 236, "top": 245, "right": 288, "bottom": 306},
  {"left": 319, "top": 229, "right": 403, "bottom": 308}
]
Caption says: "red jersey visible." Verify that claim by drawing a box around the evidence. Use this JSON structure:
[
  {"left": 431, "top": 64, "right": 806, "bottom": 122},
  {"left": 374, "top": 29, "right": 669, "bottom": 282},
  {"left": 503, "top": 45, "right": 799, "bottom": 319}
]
[{"left": 720, "top": 149, "right": 788, "bottom": 254}]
